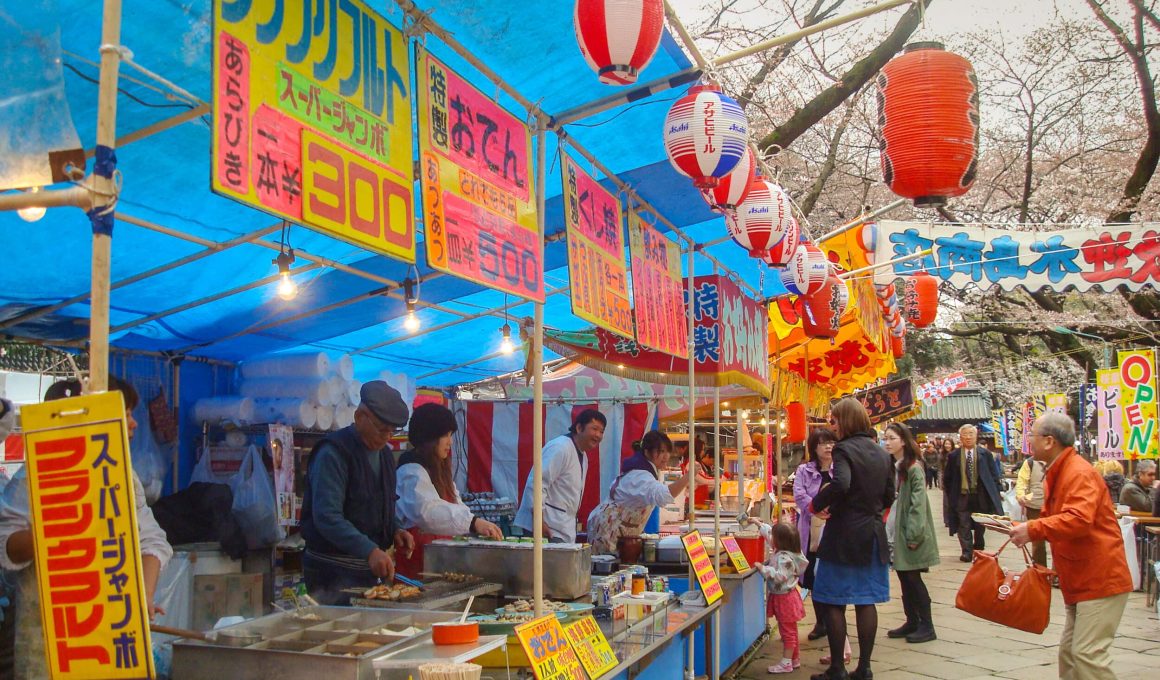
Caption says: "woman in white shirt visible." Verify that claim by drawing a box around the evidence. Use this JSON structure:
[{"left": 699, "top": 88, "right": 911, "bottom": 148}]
[
  {"left": 395, "top": 403, "right": 501, "bottom": 578},
  {"left": 587, "top": 431, "right": 697, "bottom": 554}
]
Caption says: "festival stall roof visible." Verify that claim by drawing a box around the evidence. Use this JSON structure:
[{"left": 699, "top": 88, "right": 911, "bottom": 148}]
[
  {"left": 0, "top": 0, "right": 815, "bottom": 387},
  {"left": 902, "top": 388, "right": 993, "bottom": 433}
]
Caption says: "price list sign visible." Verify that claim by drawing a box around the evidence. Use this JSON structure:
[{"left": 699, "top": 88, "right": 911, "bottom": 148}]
[
  {"left": 681, "top": 530, "right": 723, "bottom": 604},
  {"left": 627, "top": 212, "right": 688, "bottom": 357},
  {"left": 562, "top": 154, "right": 633, "bottom": 336},
  {"left": 515, "top": 615, "right": 587, "bottom": 680},
  {"left": 212, "top": 0, "right": 415, "bottom": 263},
  {"left": 720, "top": 535, "right": 751, "bottom": 573},
  {"left": 23, "top": 393, "right": 153, "bottom": 679},
  {"left": 563, "top": 616, "right": 618, "bottom": 678},
  {"left": 417, "top": 47, "right": 544, "bottom": 302}
]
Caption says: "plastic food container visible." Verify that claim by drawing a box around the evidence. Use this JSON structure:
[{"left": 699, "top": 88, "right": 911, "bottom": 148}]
[{"left": 431, "top": 621, "right": 480, "bottom": 645}]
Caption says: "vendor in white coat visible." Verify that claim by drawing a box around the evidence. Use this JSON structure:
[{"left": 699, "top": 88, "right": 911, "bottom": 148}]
[
  {"left": 587, "top": 430, "right": 697, "bottom": 554},
  {"left": 513, "top": 409, "right": 606, "bottom": 543},
  {"left": 395, "top": 403, "right": 502, "bottom": 578}
]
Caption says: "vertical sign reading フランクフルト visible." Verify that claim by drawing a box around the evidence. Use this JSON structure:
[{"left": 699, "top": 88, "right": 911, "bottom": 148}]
[
  {"left": 1119, "top": 349, "right": 1159, "bottom": 459},
  {"left": 416, "top": 47, "right": 543, "bottom": 302},
  {"left": 22, "top": 392, "right": 152, "bottom": 679},
  {"left": 212, "top": 0, "right": 415, "bottom": 263},
  {"left": 628, "top": 211, "right": 688, "bottom": 357},
  {"left": 562, "top": 153, "right": 632, "bottom": 335}
]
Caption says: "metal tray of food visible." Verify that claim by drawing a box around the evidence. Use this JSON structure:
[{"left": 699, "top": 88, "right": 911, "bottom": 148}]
[
  {"left": 349, "top": 575, "right": 502, "bottom": 610},
  {"left": 425, "top": 539, "right": 591, "bottom": 600},
  {"left": 171, "top": 607, "right": 457, "bottom": 680}
]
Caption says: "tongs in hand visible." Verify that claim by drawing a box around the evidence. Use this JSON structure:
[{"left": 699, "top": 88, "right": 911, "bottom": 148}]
[{"left": 393, "top": 573, "right": 425, "bottom": 591}]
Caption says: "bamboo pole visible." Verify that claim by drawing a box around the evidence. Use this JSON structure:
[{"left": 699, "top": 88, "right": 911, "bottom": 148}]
[
  {"left": 89, "top": 0, "right": 124, "bottom": 392},
  {"left": 816, "top": 198, "right": 908, "bottom": 244},
  {"left": 838, "top": 248, "right": 933, "bottom": 280},
  {"left": 532, "top": 127, "right": 547, "bottom": 619}
]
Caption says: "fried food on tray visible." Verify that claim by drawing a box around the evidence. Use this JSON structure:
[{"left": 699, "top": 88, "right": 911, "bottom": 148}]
[
  {"left": 362, "top": 583, "right": 421, "bottom": 600},
  {"left": 502, "top": 598, "right": 567, "bottom": 613},
  {"left": 441, "top": 571, "right": 474, "bottom": 583}
]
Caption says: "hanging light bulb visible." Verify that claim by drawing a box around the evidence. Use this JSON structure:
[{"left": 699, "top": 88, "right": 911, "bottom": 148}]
[
  {"left": 402, "top": 278, "right": 420, "bottom": 332},
  {"left": 499, "top": 323, "right": 514, "bottom": 354},
  {"left": 272, "top": 249, "right": 297, "bottom": 301},
  {"left": 18, "top": 187, "right": 46, "bottom": 222}
]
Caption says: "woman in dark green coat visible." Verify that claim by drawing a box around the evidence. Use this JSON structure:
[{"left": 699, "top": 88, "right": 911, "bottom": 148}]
[{"left": 881, "top": 422, "right": 940, "bottom": 643}]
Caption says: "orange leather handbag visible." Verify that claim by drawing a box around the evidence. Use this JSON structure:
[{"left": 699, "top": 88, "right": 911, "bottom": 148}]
[{"left": 954, "top": 539, "right": 1054, "bottom": 634}]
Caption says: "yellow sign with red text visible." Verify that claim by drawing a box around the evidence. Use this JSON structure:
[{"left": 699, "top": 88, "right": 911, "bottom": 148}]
[
  {"left": 22, "top": 392, "right": 153, "bottom": 679},
  {"left": 563, "top": 615, "right": 618, "bottom": 678},
  {"left": 514, "top": 614, "right": 586, "bottom": 680},
  {"left": 720, "top": 535, "right": 751, "bottom": 573},
  {"left": 681, "top": 531, "right": 723, "bottom": 604},
  {"left": 211, "top": 0, "right": 415, "bottom": 263}
]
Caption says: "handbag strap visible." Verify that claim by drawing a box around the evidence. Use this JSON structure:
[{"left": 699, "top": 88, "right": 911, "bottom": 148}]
[{"left": 992, "top": 537, "right": 1037, "bottom": 568}]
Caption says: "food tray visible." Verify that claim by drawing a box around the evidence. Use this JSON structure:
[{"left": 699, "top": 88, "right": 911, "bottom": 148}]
[
  {"left": 171, "top": 607, "right": 457, "bottom": 680},
  {"left": 496, "top": 601, "right": 595, "bottom": 622},
  {"left": 468, "top": 611, "right": 567, "bottom": 635},
  {"left": 350, "top": 578, "right": 502, "bottom": 610}
]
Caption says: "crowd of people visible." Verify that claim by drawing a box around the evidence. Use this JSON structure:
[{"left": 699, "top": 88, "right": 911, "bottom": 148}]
[{"left": 753, "top": 399, "right": 1144, "bottom": 680}]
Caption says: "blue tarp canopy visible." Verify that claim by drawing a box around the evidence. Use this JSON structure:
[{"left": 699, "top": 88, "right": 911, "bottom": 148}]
[{"left": 1, "top": 0, "right": 792, "bottom": 386}]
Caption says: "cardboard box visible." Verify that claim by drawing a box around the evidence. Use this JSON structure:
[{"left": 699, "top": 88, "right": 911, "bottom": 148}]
[{"left": 192, "top": 573, "right": 264, "bottom": 631}]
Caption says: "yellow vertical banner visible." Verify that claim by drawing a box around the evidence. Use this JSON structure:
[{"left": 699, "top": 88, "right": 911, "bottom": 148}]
[
  {"left": 21, "top": 393, "right": 153, "bottom": 679},
  {"left": 1044, "top": 394, "right": 1067, "bottom": 414},
  {"left": 1119, "top": 349, "right": 1159, "bottom": 459}
]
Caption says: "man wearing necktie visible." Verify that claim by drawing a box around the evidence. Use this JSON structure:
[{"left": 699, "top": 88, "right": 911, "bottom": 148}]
[{"left": 942, "top": 424, "right": 1003, "bottom": 562}]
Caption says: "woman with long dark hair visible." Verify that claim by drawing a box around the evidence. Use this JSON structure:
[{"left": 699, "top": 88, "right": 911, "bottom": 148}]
[
  {"left": 809, "top": 398, "right": 894, "bottom": 680},
  {"left": 881, "top": 422, "right": 940, "bottom": 643},
  {"left": 793, "top": 427, "right": 838, "bottom": 641},
  {"left": 396, "top": 403, "right": 502, "bottom": 577}
]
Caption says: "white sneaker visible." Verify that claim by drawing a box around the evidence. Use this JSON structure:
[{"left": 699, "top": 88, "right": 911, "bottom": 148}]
[{"left": 767, "top": 658, "right": 794, "bottom": 674}]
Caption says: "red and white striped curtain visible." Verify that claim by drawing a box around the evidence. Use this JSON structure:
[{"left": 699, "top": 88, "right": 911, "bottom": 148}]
[{"left": 449, "top": 401, "right": 656, "bottom": 530}]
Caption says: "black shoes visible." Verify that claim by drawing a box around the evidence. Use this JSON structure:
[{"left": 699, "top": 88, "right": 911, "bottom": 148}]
[
  {"left": 810, "top": 669, "right": 850, "bottom": 680},
  {"left": 850, "top": 668, "right": 874, "bottom": 680},
  {"left": 959, "top": 553, "right": 973, "bottom": 562},
  {"left": 886, "top": 620, "right": 917, "bottom": 638},
  {"left": 807, "top": 626, "right": 829, "bottom": 641},
  {"left": 906, "top": 623, "right": 937, "bottom": 643}
]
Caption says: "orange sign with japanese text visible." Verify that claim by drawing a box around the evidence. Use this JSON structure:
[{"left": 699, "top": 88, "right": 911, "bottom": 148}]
[
  {"left": 212, "top": 0, "right": 415, "bottom": 263},
  {"left": 22, "top": 392, "right": 153, "bottom": 679},
  {"left": 628, "top": 212, "right": 687, "bottom": 357},
  {"left": 563, "top": 615, "right": 618, "bottom": 678},
  {"left": 515, "top": 614, "right": 587, "bottom": 680},
  {"left": 681, "top": 531, "right": 723, "bottom": 604}
]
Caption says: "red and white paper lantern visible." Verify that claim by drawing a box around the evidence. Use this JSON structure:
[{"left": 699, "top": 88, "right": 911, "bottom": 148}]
[
  {"left": 700, "top": 147, "right": 756, "bottom": 212},
  {"left": 763, "top": 218, "right": 801, "bottom": 267},
  {"left": 727, "top": 179, "right": 791, "bottom": 257},
  {"left": 779, "top": 243, "right": 829, "bottom": 296},
  {"left": 574, "top": 0, "right": 665, "bottom": 85},
  {"left": 663, "top": 84, "right": 750, "bottom": 188}
]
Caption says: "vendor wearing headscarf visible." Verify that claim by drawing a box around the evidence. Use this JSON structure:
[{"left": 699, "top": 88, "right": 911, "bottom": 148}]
[
  {"left": 395, "top": 404, "right": 502, "bottom": 578},
  {"left": 300, "top": 381, "right": 415, "bottom": 604},
  {"left": 587, "top": 430, "right": 698, "bottom": 554}
]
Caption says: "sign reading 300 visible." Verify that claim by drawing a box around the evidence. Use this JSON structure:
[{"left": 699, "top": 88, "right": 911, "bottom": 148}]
[{"left": 212, "top": 0, "right": 414, "bottom": 262}]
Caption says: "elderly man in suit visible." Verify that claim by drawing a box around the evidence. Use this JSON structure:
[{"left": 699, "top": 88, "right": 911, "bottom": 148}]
[{"left": 943, "top": 424, "right": 1003, "bottom": 562}]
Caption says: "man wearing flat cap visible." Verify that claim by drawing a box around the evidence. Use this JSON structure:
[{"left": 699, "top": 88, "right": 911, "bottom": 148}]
[{"left": 301, "top": 380, "right": 416, "bottom": 603}]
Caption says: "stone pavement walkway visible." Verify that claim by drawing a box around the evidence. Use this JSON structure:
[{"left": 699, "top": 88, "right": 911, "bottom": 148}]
[{"left": 736, "top": 488, "right": 1159, "bottom": 679}]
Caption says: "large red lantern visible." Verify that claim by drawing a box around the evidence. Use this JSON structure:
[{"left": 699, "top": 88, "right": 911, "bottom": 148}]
[
  {"left": 902, "top": 272, "right": 938, "bottom": 327},
  {"left": 785, "top": 402, "right": 807, "bottom": 444},
  {"left": 574, "top": 0, "right": 664, "bottom": 85},
  {"left": 700, "top": 147, "right": 755, "bottom": 212},
  {"left": 726, "top": 179, "right": 791, "bottom": 256},
  {"left": 801, "top": 275, "right": 844, "bottom": 339},
  {"left": 763, "top": 218, "right": 800, "bottom": 267},
  {"left": 877, "top": 42, "right": 980, "bottom": 207},
  {"left": 663, "top": 84, "right": 750, "bottom": 188}
]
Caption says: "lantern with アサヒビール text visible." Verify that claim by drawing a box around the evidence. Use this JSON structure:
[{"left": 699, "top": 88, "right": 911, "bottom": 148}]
[
  {"left": 727, "top": 179, "right": 791, "bottom": 256},
  {"left": 780, "top": 243, "right": 829, "bottom": 296},
  {"left": 574, "top": 0, "right": 664, "bottom": 85},
  {"left": 663, "top": 83, "right": 749, "bottom": 188},
  {"left": 902, "top": 272, "right": 938, "bottom": 327},
  {"left": 785, "top": 402, "right": 807, "bottom": 443},
  {"left": 763, "top": 217, "right": 800, "bottom": 267},
  {"left": 876, "top": 42, "right": 980, "bottom": 207},
  {"left": 701, "top": 147, "right": 755, "bottom": 213}
]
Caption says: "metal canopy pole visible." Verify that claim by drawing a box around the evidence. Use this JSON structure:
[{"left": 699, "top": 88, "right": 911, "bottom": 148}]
[
  {"left": 532, "top": 126, "right": 547, "bottom": 619},
  {"left": 88, "top": 0, "right": 124, "bottom": 391},
  {"left": 699, "top": 198, "right": 908, "bottom": 250},
  {"left": 685, "top": 246, "right": 697, "bottom": 680},
  {"left": 712, "top": 385, "right": 721, "bottom": 680}
]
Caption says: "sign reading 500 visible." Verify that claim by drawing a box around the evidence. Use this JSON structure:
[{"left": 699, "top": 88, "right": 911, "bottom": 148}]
[{"left": 212, "top": 0, "right": 415, "bottom": 263}]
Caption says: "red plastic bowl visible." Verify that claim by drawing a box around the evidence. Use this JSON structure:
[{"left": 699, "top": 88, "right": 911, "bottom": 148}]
[{"left": 431, "top": 621, "right": 479, "bottom": 645}]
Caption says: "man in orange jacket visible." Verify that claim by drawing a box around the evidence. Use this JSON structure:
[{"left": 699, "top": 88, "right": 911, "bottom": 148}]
[{"left": 1011, "top": 412, "right": 1133, "bottom": 680}]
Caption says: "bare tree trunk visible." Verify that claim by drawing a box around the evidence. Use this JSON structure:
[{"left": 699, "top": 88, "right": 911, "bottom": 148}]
[{"left": 798, "top": 98, "right": 857, "bottom": 216}]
